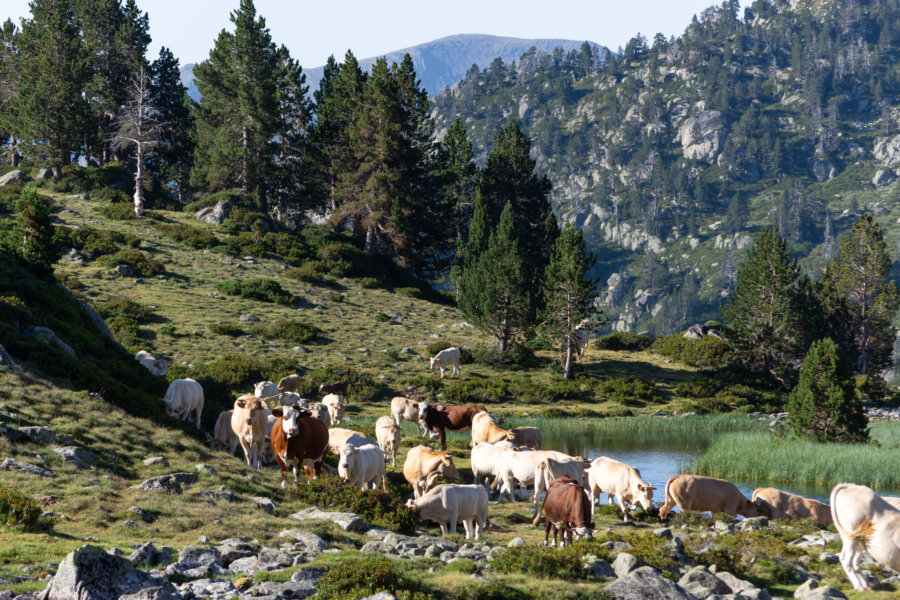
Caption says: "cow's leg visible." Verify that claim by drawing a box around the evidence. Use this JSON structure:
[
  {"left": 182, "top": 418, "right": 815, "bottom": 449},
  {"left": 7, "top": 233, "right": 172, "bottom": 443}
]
[
  {"left": 462, "top": 518, "right": 473, "bottom": 540},
  {"left": 839, "top": 537, "right": 868, "bottom": 590},
  {"left": 439, "top": 366, "right": 445, "bottom": 379},
  {"left": 239, "top": 441, "right": 252, "bottom": 467},
  {"left": 616, "top": 494, "right": 630, "bottom": 522},
  {"left": 439, "top": 521, "right": 448, "bottom": 536},
  {"left": 439, "top": 428, "right": 447, "bottom": 452}
]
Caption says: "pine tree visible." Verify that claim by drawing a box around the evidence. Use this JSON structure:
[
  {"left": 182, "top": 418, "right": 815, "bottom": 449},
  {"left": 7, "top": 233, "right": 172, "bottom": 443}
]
[
  {"left": 433, "top": 118, "right": 477, "bottom": 276},
  {"left": 270, "top": 43, "right": 312, "bottom": 210},
  {"left": 722, "top": 227, "right": 821, "bottom": 386},
  {"left": 148, "top": 47, "right": 194, "bottom": 202},
  {"left": 543, "top": 223, "right": 600, "bottom": 380},
  {"left": 12, "top": 185, "right": 59, "bottom": 272},
  {"left": 822, "top": 213, "right": 900, "bottom": 375},
  {"left": 16, "top": 0, "right": 91, "bottom": 180},
  {"left": 787, "top": 337, "right": 868, "bottom": 443},
  {"left": 455, "top": 189, "right": 489, "bottom": 306},
  {"left": 0, "top": 18, "right": 19, "bottom": 166}
]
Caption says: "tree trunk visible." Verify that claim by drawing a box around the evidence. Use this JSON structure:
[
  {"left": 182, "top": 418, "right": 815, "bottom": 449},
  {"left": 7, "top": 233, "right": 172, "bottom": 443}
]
[
  {"left": 133, "top": 144, "right": 144, "bottom": 217},
  {"left": 563, "top": 339, "right": 574, "bottom": 380},
  {"left": 241, "top": 126, "right": 249, "bottom": 191},
  {"left": 10, "top": 145, "right": 19, "bottom": 167},
  {"left": 51, "top": 164, "right": 62, "bottom": 183},
  {"left": 364, "top": 224, "right": 378, "bottom": 256}
]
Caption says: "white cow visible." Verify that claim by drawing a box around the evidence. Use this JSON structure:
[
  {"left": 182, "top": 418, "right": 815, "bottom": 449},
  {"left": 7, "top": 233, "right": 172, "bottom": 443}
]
[
  {"left": 471, "top": 441, "right": 516, "bottom": 489},
  {"left": 135, "top": 350, "right": 169, "bottom": 376},
  {"left": 254, "top": 381, "right": 279, "bottom": 401},
  {"left": 390, "top": 396, "right": 432, "bottom": 437},
  {"left": 279, "top": 392, "right": 308, "bottom": 408},
  {"left": 322, "top": 393, "right": 346, "bottom": 425},
  {"left": 492, "top": 449, "right": 587, "bottom": 515},
  {"left": 308, "top": 403, "right": 331, "bottom": 426},
  {"left": 210, "top": 409, "right": 238, "bottom": 453},
  {"left": 587, "top": 456, "right": 655, "bottom": 521},
  {"left": 831, "top": 483, "right": 900, "bottom": 591},
  {"left": 429, "top": 347, "right": 461, "bottom": 379},
  {"left": 406, "top": 484, "right": 489, "bottom": 540},
  {"left": 162, "top": 378, "right": 204, "bottom": 428},
  {"left": 338, "top": 443, "right": 388, "bottom": 491},
  {"left": 327, "top": 427, "right": 375, "bottom": 456},
  {"left": 375, "top": 416, "right": 403, "bottom": 467}
]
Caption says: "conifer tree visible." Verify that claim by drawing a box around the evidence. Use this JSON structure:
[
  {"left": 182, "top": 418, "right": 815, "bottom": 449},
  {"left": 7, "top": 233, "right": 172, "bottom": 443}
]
[
  {"left": 787, "top": 337, "right": 868, "bottom": 443},
  {"left": 148, "top": 47, "right": 194, "bottom": 202},
  {"left": 12, "top": 185, "right": 59, "bottom": 272},
  {"left": 436, "top": 118, "right": 478, "bottom": 259},
  {"left": 543, "top": 223, "right": 600, "bottom": 379},
  {"left": 271, "top": 43, "right": 312, "bottom": 208},
  {"left": 0, "top": 19, "right": 19, "bottom": 165},
  {"left": 455, "top": 189, "right": 488, "bottom": 305}
]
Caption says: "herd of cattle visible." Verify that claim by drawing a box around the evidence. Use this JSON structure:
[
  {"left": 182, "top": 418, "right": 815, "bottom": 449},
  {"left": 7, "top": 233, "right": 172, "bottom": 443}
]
[{"left": 157, "top": 348, "right": 900, "bottom": 592}]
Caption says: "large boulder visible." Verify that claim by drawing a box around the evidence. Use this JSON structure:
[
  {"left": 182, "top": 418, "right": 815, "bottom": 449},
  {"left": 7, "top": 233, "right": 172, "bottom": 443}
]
[
  {"left": 140, "top": 472, "right": 197, "bottom": 494},
  {"left": 874, "top": 134, "right": 900, "bottom": 166},
  {"left": 0, "top": 457, "right": 54, "bottom": 478},
  {"left": 20, "top": 427, "right": 57, "bottom": 445},
  {"left": 53, "top": 446, "right": 99, "bottom": 469},
  {"left": 165, "top": 546, "right": 225, "bottom": 578},
  {"left": 289, "top": 507, "right": 369, "bottom": 532},
  {"left": 604, "top": 566, "right": 695, "bottom": 599},
  {"left": 195, "top": 197, "right": 237, "bottom": 226},
  {"left": 23, "top": 326, "right": 76, "bottom": 358},
  {"left": 679, "top": 111, "right": 728, "bottom": 163},
  {"left": 0, "top": 170, "right": 26, "bottom": 186},
  {"left": 873, "top": 169, "right": 897, "bottom": 187}
]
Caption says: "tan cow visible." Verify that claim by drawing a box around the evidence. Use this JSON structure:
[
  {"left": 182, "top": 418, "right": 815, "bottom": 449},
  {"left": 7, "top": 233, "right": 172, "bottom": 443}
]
[
  {"left": 403, "top": 445, "right": 461, "bottom": 499},
  {"left": 322, "top": 393, "right": 346, "bottom": 425},
  {"left": 338, "top": 443, "right": 388, "bottom": 492},
  {"left": 429, "top": 347, "right": 461, "bottom": 378},
  {"left": 831, "top": 483, "right": 900, "bottom": 591},
  {"left": 587, "top": 456, "right": 655, "bottom": 521},
  {"left": 471, "top": 411, "right": 512, "bottom": 445},
  {"left": 507, "top": 426, "right": 542, "bottom": 449},
  {"left": 752, "top": 487, "right": 833, "bottom": 526},
  {"left": 390, "top": 396, "right": 431, "bottom": 437},
  {"left": 375, "top": 416, "right": 403, "bottom": 467},
  {"left": 327, "top": 427, "right": 374, "bottom": 456},
  {"left": 230, "top": 394, "right": 269, "bottom": 470},
  {"left": 659, "top": 475, "right": 759, "bottom": 519},
  {"left": 277, "top": 374, "right": 302, "bottom": 394},
  {"left": 162, "top": 378, "right": 204, "bottom": 428},
  {"left": 210, "top": 410, "right": 238, "bottom": 453}
]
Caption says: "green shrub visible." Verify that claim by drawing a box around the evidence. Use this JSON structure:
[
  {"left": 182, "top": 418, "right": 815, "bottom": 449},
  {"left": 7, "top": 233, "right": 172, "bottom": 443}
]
[
  {"left": 98, "top": 249, "right": 165, "bottom": 276},
  {"left": 300, "top": 366, "right": 385, "bottom": 402},
  {"left": 470, "top": 343, "right": 534, "bottom": 367},
  {"left": 426, "top": 340, "right": 455, "bottom": 356},
  {"left": 322, "top": 291, "right": 344, "bottom": 303},
  {"left": 650, "top": 335, "right": 733, "bottom": 368},
  {"left": 64, "top": 226, "right": 140, "bottom": 258},
  {"left": 183, "top": 189, "right": 240, "bottom": 214},
  {"left": 442, "top": 378, "right": 509, "bottom": 405},
  {"left": 98, "top": 202, "right": 138, "bottom": 220},
  {"left": 395, "top": 286, "right": 421, "bottom": 298},
  {"left": 593, "top": 376, "right": 658, "bottom": 406},
  {"left": 358, "top": 276, "right": 380, "bottom": 289},
  {"left": 674, "top": 377, "right": 723, "bottom": 399},
  {"left": 291, "top": 477, "right": 420, "bottom": 534},
  {"left": 250, "top": 319, "right": 319, "bottom": 344},
  {"left": 489, "top": 544, "right": 585, "bottom": 580},
  {"left": 315, "top": 555, "right": 431, "bottom": 600},
  {"left": 91, "top": 187, "right": 130, "bottom": 203},
  {"left": 215, "top": 279, "right": 294, "bottom": 304},
  {"left": 595, "top": 331, "right": 653, "bottom": 351},
  {"left": 285, "top": 262, "right": 325, "bottom": 283},
  {"left": 0, "top": 487, "right": 42, "bottom": 528},
  {"left": 374, "top": 312, "right": 391, "bottom": 323},
  {"left": 150, "top": 222, "right": 218, "bottom": 249},
  {"left": 99, "top": 297, "right": 153, "bottom": 323},
  {"left": 208, "top": 323, "right": 245, "bottom": 337}
]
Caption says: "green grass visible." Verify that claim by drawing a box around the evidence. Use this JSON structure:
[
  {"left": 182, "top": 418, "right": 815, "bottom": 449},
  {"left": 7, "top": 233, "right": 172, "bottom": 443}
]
[{"left": 503, "top": 414, "right": 770, "bottom": 436}]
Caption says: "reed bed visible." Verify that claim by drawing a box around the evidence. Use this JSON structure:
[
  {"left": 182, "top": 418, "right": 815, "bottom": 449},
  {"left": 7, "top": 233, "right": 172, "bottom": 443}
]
[{"left": 502, "top": 414, "right": 769, "bottom": 436}]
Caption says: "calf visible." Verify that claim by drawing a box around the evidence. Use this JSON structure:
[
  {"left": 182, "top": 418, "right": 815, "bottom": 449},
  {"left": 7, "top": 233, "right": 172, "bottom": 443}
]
[
  {"left": 308, "top": 403, "right": 331, "bottom": 426},
  {"left": 327, "top": 427, "right": 374, "bottom": 456},
  {"left": 375, "top": 416, "right": 403, "bottom": 467},
  {"left": 534, "top": 476, "right": 594, "bottom": 547},
  {"left": 752, "top": 487, "right": 832, "bottom": 526},
  {"left": 270, "top": 404, "right": 328, "bottom": 487},
  {"left": 659, "top": 475, "right": 760, "bottom": 519},
  {"left": 210, "top": 410, "right": 238, "bottom": 453},
  {"left": 277, "top": 374, "right": 302, "bottom": 394},
  {"left": 339, "top": 443, "right": 388, "bottom": 492},
  {"left": 471, "top": 411, "right": 513, "bottom": 445},
  {"left": 390, "top": 396, "right": 431, "bottom": 437},
  {"left": 429, "top": 347, "right": 461, "bottom": 378},
  {"left": 419, "top": 402, "right": 487, "bottom": 451},
  {"left": 507, "top": 426, "right": 542, "bottom": 450},
  {"left": 322, "top": 393, "right": 346, "bottom": 425},
  {"left": 407, "top": 484, "right": 489, "bottom": 540},
  {"left": 230, "top": 394, "right": 269, "bottom": 469},
  {"left": 319, "top": 380, "right": 348, "bottom": 397},
  {"left": 162, "top": 378, "right": 204, "bottom": 428},
  {"left": 587, "top": 456, "right": 654, "bottom": 521},
  {"left": 254, "top": 381, "right": 279, "bottom": 401},
  {"left": 403, "top": 445, "right": 461, "bottom": 499},
  {"left": 831, "top": 482, "right": 900, "bottom": 591}
]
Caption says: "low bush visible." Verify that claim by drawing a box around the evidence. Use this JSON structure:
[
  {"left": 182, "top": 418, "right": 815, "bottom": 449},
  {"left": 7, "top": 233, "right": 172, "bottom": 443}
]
[
  {"left": 425, "top": 341, "right": 454, "bottom": 356},
  {"left": 97, "top": 202, "right": 138, "bottom": 220},
  {"left": 208, "top": 323, "right": 245, "bottom": 337},
  {"left": 150, "top": 222, "right": 218, "bottom": 249},
  {"left": 470, "top": 343, "right": 534, "bottom": 368},
  {"left": 98, "top": 249, "right": 165, "bottom": 276},
  {"left": 285, "top": 262, "right": 325, "bottom": 283},
  {"left": 299, "top": 365, "right": 385, "bottom": 402},
  {"left": 314, "top": 555, "right": 431, "bottom": 600},
  {"left": 595, "top": 331, "right": 653, "bottom": 351},
  {"left": 674, "top": 377, "right": 723, "bottom": 399},
  {"left": 91, "top": 187, "right": 130, "bottom": 203},
  {"left": 322, "top": 291, "right": 344, "bottom": 303},
  {"left": 394, "top": 286, "right": 421, "bottom": 298},
  {"left": 374, "top": 312, "right": 391, "bottom": 323},
  {"left": 215, "top": 279, "right": 294, "bottom": 304},
  {"left": 63, "top": 226, "right": 141, "bottom": 259},
  {"left": 358, "top": 276, "right": 380, "bottom": 289},
  {"left": 489, "top": 544, "right": 585, "bottom": 581},
  {"left": 442, "top": 378, "right": 509, "bottom": 405},
  {"left": 97, "top": 297, "right": 154, "bottom": 348},
  {"left": 593, "top": 376, "right": 658, "bottom": 406},
  {"left": 250, "top": 319, "right": 319, "bottom": 344},
  {"left": 0, "top": 487, "right": 43, "bottom": 529},
  {"left": 650, "top": 335, "right": 733, "bottom": 368}
]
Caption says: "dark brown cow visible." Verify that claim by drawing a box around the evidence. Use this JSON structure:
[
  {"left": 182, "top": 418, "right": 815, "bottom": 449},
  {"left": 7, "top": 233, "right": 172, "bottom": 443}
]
[
  {"left": 319, "top": 380, "right": 349, "bottom": 397},
  {"left": 270, "top": 404, "right": 328, "bottom": 487},
  {"left": 533, "top": 475, "right": 594, "bottom": 547},
  {"left": 418, "top": 402, "right": 487, "bottom": 451}
]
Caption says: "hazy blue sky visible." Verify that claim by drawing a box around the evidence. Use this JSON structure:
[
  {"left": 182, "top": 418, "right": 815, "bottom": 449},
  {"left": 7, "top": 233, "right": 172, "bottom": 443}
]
[{"left": 3, "top": 0, "right": 732, "bottom": 67}]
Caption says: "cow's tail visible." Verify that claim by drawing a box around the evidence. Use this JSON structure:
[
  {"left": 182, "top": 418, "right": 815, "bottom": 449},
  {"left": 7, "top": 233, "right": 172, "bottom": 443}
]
[
  {"left": 830, "top": 482, "right": 853, "bottom": 536},
  {"left": 490, "top": 476, "right": 500, "bottom": 491},
  {"left": 381, "top": 472, "right": 388, "bottom": 493},
  {"left": 532, "top": 489, "right": 548, "bottom": 527}
]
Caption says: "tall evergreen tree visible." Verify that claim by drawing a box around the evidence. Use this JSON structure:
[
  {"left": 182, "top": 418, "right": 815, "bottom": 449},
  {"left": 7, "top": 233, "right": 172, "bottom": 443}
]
[
  {"left": 0, "top": 18, "right": 19, "bottom": 165},
  {"left": 787, "top": 337, "right": 868, "bottom": 443},
  {"left": 11, "top": 185, "right": 59, "bottom": 272},
  {"left": 16, "top": 0, "right": 90, "bottom": 180},
  {"left": 822, "top": 213, "right": 900, "bottom": 375},
  {"left": 455, "top": 189, "right": 488, "bottom": 305},
  {"left": 722, "top": 227, "right": 820, "bottom": 386},
  {"left": 435, "top": 118, "right": 478, "bottom": 274},
  {"left": 148, "top": 46, "right": 194, "bottom": 202},
  {"left": 271, "top": 43, "right": 312, "bottom": 210},
  {"left": 543, "top": 223, "right": 600, "bottom": 380}
]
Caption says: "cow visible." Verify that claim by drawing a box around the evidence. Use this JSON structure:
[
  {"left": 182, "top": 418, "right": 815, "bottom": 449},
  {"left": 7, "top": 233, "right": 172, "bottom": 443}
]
[
  {"left": 533, "top": 476, "right": 594, "bottom": 547},
  {"left": 322, "top": 393, "right": 346, "bottom": 425},
  {"left": 269, "top": 404, "right": 328, "bottom": 488},
  {"left": 254, "top": 381, "right": 279, "bottom": 402},
  {"left": 831, "top": 482, "right": 900, "bottom": 590},
  {"left": 230, "top": 394, "right": 269, "bottom": 470},
  {"left": 429, "top": 347, "right": 461, "bottom": 379},
  {"left": 210, "top": 410, "right": 238, "bottom": 453},
  {"left": 507, "top": 426, "right": 542, "bottom": 450},
  {"left": 327, "top": 427, "right": 375, "bottom": 456},
  {"left": 403, "top": 445, "right": 461, "bottom": 499},
  {"left": 162, "top": 378, "right": 204, "bottom": 428},
  {"left": 319, "top": 380, "right": 349, "bottom": 397},
  {"left": 587, "top": 456, "right": 655, "bottom": 521},
  {"left": 308, "top": 403, "right": 331, "bottom": 426},
  {"left": 418, "top": 403, "right": 487, "bottom": 451},
  {"left": 492, "top": 449, "right": 588, "bottom": 515},
  {"left": 390, "top": 396, "right": 432, "bottom": 437},
  {"left": 338, "top": 443, "right": 388, "bottom": 492},
  {"left": 659, "top": 475, "right": 760, "bottom": 519},
  {"left": 135, "top": 350, "right": 169, "bottom": 376},
  {"left": 260, "top": 411, "right": 278, "bottom": 465},
  {"left": 471, "top": 411, "right": 513, "bottom": 445},
  {"left": 751, "top": 487, "right": 833, "bottom": 526},
  {"left": 277, "top": 374, "right": 302, "bottom": 394},
  {"left": 535, "top": 457, "right": 591, "bottom": 513},
  {"left": 279, "top": 391, "right": 308, "bottom": 408},
  {"left": 375, "top": 416, "right": 403, "bottom": 467},
  {"left": 471, "top": 441, "right": 517, "bottom": 489},
  {"left": 407, "top": 484, "right": 490, "bottom": 540}
]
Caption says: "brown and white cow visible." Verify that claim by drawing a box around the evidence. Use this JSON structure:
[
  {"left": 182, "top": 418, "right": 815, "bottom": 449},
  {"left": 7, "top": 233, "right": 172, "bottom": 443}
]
[
  {"left": 752, "top": 487, "right": 833, "bottom": 526},
  {"left": 507, "top": 426, "right": 542, "bottom": 450},
  {"left": 277, "top": 374, "right": 302, "bottom": 394},
  {"left": 390, "top": 396, "right": 432, "bottom": 437},
  {"left": 419, "top": 402, "right": 487, "bottom": 451},
  {"left": 403, "top": 445, "right": 461, "bottom": 499},
  {"left": 659, "top": 475, "right": 759, "bottom": 519},
  {"left": 230, "top": 394, "right": 269, "bottom": 469},
  {"left": 270, "top": 404, "right": 328, "bottom": 487},
  {"left": 587, "top": 456, "right": 654, "bottom": 521},
  {"left": 162, "top": 378, "right": 204, "bottom": 428},
  {"left": 319, "top": 380, "right": 349, "bottom": 397},
  {"left": 429, "top": 347, "right": 461, "bottom": 378},
  {"left": 375, "top": 416, "right": 403, "bottom": 467},
  {"left": 533, "top": 475, "right": 594, "bottom": 547}
]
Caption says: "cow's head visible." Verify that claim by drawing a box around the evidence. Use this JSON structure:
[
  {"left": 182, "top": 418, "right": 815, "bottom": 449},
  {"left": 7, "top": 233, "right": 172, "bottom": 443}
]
[
  {"left": 271, "top": 404, "right": 302, "bottom": 438},
  {"left": 635, "top": 483, "right": 656, "bottom": 511},
  {"left": 429, "top": 356, "right": 436, "bottom": 370},
  {"left": 418, "top": 402, "right": 429, "bottom": 420},
  {"left": 438, "top": 452, "right": 460, "bottom": 480},
  {"left": 573, "top": 526, "right": 594, "bottom": 541},
  {"left": 338, "top": 444, "right": 360, "bottom": 475},
  {"left": 235, "top": 396, "right": 267, "bottom": 424},
  {"left": 753, "top": 497, "right": 775, "bottom": 518}
]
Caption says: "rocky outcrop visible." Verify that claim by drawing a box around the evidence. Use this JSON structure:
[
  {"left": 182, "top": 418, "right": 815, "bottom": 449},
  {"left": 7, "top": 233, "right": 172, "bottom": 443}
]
[
  {"left": 0, "top": 458, "right": 54, "bottom": 477},
  {"left": 140, "top": 473, "right": 198, "bottom": 494},
  {"left": 872, "top": 169, "right": 897, "bottom": 187},
  {"left": 0, "top": 344, "right": 22, "bottom": 374},
  {"left": 194, "top": 197, "right": 237, "bottom": 226},
  {"left": 679, "top": 111, "right": 728, "bottom": 163},
  {"left": 20, "top": 427, "right": 56, "bottom": 445},
  {"left": 289, "top": 507, "right": 369, "bottom": 532},
  {"left": 22, "top": 327, "right": 75, "bottom": 358},
  {"left": 0, "top": 170, "right": 26, "bottom": 186},
  {"left": 53, "top": 446, "right": 99, "bottom": 469},
  {"left": 604, "top": 566, "right": 695, "bottom": 599},
  {"left": 874, "top": 134, "right": 900, "bottom": 166}
]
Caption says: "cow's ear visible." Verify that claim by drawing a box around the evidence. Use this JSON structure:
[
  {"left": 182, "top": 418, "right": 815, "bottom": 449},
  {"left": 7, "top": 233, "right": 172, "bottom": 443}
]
[
  {"left": 352, "top": 447, "right": 361, "bottom": 454},
  {"left": 236, "top": 399, "right": 246, "bottom": 408},
  {"left": 260, "top": 401, "right": 268, "bottom": 409},
  {"left": 271, "top": 407, "right": 283, "bottom": 418},
  {"left": 412, "top": 402, "right": 418, "bottom": 409}
]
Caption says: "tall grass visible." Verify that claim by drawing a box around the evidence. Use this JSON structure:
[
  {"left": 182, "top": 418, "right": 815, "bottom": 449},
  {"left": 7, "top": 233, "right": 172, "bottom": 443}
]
[
  {"left": 502, "top": 414, "right": 769, "bottom": 436},
  {"left": 688, "top": 429, "right": 900, "bottom": 489}
]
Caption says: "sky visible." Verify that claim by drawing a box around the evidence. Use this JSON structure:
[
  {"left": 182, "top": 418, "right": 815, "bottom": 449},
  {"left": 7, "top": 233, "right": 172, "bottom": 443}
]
[{"left": 3, "top": 0, "right": 732, "bottom": 68}]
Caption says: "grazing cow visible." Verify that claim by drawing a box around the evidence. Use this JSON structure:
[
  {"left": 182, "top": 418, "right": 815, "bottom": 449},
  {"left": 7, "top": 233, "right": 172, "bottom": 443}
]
[
  {"left": 403, "top": 445, "right": 461, "bottom": 499},
  {"left": 507, "top": 426, "right": 542, "bottom": 450},
  {"left": 587, "top": 456, "right": 655, "bottom": 521},
  {"left": 162, "top": 378, "right": 204, "bottom": 428},
  {"left": 831, "top": 483, "right": 900, "bottom": 590},
  {"left": 407, "top": 484, "right": 490, "bottom": 540},
  {"left": 471, "top": 441, "right": 517, "bottom": 489},
  {"left": 418, "top": 403, "right": 487, "bottom": 451},
  {"left": 210, "top": 410, "right": 238, "bottom": 453},
  {"left": 327, "top": 427, "right": 374, "bottom": 456},
  {"left": 492, "top": 449, "right": 587, "bottom": 515},
  {"left": 659, "top": 475, "right": 760, "bottom": 519},
  {"left": 375, "top": 416, "right": 403, "bottom": 467},
  {"left": 390, "top": 396, "right": 431, "bottom": 437},
  {"left": 752, "top": 487, "right": 833, "bottom": 526},
  {"left": 322, "top": 393, "right": 346, "bottom": 425},
  {"left": 278, "top": 391, "right": 308, "bottom": 408},
  {"left": 319, "top": 380, "right": 349, "bottom": 397},
  {"left": 338, "top": 443, "right": 388, "bottom": 492},
  {"left": 230, "top": 394, "right": 269, "bottom": 470},
  {"left": 535, "top": 457, "right": 591, "bottom": 512},
  {"left": 429, "top": 347, "right": 461, "bottom": 378},
  {"left": 135, "top": 350, "right": 169, "bottom": 376},
  {"left": 254, "top": 381, "right": 279, "bottom": 402},
  {"left": 308, "top": 403, "right": 331, "bottom": 426},
  {"left": 533, "top": 476, "right": 594, "bottom": 547},
  {"left": 270, "top": 404, "right": 328, "bottom": 487},
  {"left": 471, "top": 411, "right": 513, "bottom": 445},
  {"left": 277, "top": 374, "right": 302, "bottom": 394}
]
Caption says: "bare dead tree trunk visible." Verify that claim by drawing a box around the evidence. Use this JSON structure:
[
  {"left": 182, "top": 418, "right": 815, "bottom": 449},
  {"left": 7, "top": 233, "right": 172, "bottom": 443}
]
[{"left": 133, "top": 143, "right": 144, "bottom": 217}]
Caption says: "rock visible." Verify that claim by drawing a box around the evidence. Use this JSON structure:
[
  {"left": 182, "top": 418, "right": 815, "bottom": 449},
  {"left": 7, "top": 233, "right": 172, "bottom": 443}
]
[
  {"left": 143, "top": 457, "right": 168, "bottom": 467},
  {"left": 35, "top": 168, "right": 52, "bottom": 180},
  {"left": 18, "top": 427, "right": 56, "bottom": 445},
  {"left": 226, "top": 556, "right": 259, "bottom": 574},
  {"left": 139, "top": 472, "right": 197, "bottom": 493},
  {"left": 195, "top": 197, "right": 237, "bottom": 226},
  {"left": 195, "top": 463, "right": 217, "bottom": 475},
  {"left": 255, "top": 547, "right": 293, "bottom": 571},
  {"left": 177, "top": 578, "right": 237, "bottom": 600},
  {"left": 812, "top": 159, "right": 836, "bottom": 182},
  {"left": 216, "top": 538, "right": 257, "bottom": 565},
  {"left": 715, "top": 571, "right": 767, "bottom": 597},
  {"left": 613, "top": 552, "right": 640, "bottom": 578},
  {"left": 71, "top": 294, "right": 115, "bottom": 342},
  {"left": 197, "top": 535, "right": 209, "bottom": 545},
  {"left": 23, "top": 326, "right": 76, "bottom": 357},
  {"left": 874, "top": 134, "right": 900, "bottom": 166},
  {"left": 0, "top": 458, "right": 54, "bottom": 478},
  {"left": 738, "top": 516, "right": 768, "bottom": 532},
  {"left": 360, "top": 593, "right": 397, "bottom": 600},
  {"left": 794, "top": 578, "right": 847, "bottom": 599},
  {"left": 239, "top": 314, "right": 260, "bottom": 322},
  {"left": 0, "top": 170, "right": 25, "bottom": 186},
  {"left": 507, "top": 537, "right": 526, "bottom": 547},
  {"left": 37, "top": 544, "right": 176, "bottom": 600},
  {"left": 604, "top": 566, "right": 695, "bottom": 599},
  {"left": 195, "top": 490, "right": 235, "bottom": 502},
  {"left": 872, "top": 169, "right": 897, "bottom": 187},
  {"left": 166, "top": 546, "right": 225, "bottom": 578},
  {"left": 0, "top": 423, "right": 27, "bottom": 443},
  {"left": 127, "top": 506, "right": 156, "bottom": 523},
  {"left": 114, "top": 264, "right": 134, "bottom": 277},
  {"left": 0, "top": 344, "right": 22, "bottom": 374},
  {"left": 247, "top": 578, "right": 320, "bottom": 599},
  {"left": 128, "top": 542, "right": 157, "bottom": 567},
  {"left": 653, "top": 527, "right": 673, "bottom": 539},
  {"left": 678, "top": 566, "right": 731, "bottom": 598},
  {"left": 818, "top": 552, "right": 839, "bottom": 564},
  {"left": 249, "top": 496, "right": 274, "bottom": 514},
  {"left": 679, "top": 111, "right": 728, "bottom": 162},
  {"left": 290, "top": 507, "right": 369, "bottom": 532},
  {"left": 583, "top": 554, "right": 615, "bottom": 578},
  {"left": 278, "top": 529, "right": 326, "bottom": 555},
  {"left": 53, "top": 446, "right": 99, "bottom": 469}
]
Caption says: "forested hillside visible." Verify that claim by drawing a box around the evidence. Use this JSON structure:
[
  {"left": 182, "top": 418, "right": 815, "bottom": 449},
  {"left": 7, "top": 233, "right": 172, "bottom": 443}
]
[{"left": 432, "top": 0, "right": 900, "bottom": 334}]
